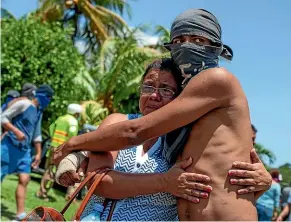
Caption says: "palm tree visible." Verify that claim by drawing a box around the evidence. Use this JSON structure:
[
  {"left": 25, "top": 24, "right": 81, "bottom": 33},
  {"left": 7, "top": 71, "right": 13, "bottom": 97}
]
[
  {"left": 81, "top": 100, "right": 109, "bottom": 125},
  {"left": 254, "top": 143, "right": 276, "bottom": 166},
  {"left": 90, "top": 28, "right": 162, "bottom": 113},
  {"left": 37, "top": 0, "right": 130, "bottom": 52},
  {"left": 154, "top": 25, "right": 170, "bottom": 53},
  {"left": 1, "top": 8, "right": 16, "bottom": 20}
]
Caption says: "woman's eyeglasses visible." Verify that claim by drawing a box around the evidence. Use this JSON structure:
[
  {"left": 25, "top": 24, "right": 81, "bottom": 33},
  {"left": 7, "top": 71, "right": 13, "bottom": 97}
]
[{"left": 140, "top": 85, "right": 175, "bottom": 98}]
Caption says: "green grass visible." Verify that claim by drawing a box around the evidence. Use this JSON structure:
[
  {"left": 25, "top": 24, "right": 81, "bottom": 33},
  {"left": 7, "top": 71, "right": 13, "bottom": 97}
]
[{"left": 1, "top": 174, "right": 80, "bottom": 220}]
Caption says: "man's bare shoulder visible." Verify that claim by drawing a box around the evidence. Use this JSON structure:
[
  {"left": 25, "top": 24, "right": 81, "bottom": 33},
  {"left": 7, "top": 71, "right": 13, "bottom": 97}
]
[
  {"left": 200, "top": 67, "right": 238, "bottom": 86},
  {"left": 184, "top": 67, "right": 240, "bottom": 97}
]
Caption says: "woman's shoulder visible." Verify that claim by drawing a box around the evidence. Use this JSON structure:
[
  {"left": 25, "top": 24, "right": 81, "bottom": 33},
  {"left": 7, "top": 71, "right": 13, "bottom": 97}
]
[{"left": 105, "top": 113, "right": 128, "bottom": 121}]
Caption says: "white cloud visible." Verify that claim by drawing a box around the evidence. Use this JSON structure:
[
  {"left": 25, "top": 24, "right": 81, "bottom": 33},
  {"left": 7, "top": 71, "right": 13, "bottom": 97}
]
[
  {"left": 133, "top": 29, "right": 159, "bottom": 47},
  {"left": 74, "top": 27, "right": 159, "bottom": 53}
]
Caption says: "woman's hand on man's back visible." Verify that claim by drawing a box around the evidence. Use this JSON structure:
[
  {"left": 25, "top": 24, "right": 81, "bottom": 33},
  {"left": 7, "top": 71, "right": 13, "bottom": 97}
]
[{"left": 162, "top": 157, "right": 212, "bottom": 203}]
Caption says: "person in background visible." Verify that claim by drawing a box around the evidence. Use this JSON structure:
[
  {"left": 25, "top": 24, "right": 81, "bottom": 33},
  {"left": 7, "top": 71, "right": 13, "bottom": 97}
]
[
  {"left": 281, "top": 185, "right": 291, "bottom": 210},
  {"left": 36, "top": 103, "right": 83, "bottom": 201},
  {"left": 1, "top": 89, "right": 20, "bottom": 136},
  {"left": 251, "top": 124, "right": 258, "bottom": 146},
  {"left": 256, "top": 169, "right": 282, "bottom": 221},
  {"left": 1, "top": 84, "right": 54, "bottom": 221},
  {"left": 1, "top": 89, "right": 20, "bottom": 112},
  {"left": 277, "top": 190, "right": 291, "bottom": 221},
  {"left": 20, "top": 83, "right": 37, "bottom": 100}
]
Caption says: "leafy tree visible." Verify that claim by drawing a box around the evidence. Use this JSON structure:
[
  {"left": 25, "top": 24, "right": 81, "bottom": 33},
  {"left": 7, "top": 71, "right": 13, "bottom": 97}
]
[
  {"left": 90, "top": 29, "right": 162, "bottom": 114},
  {"left": 278, "top": 163, "right": 291, "bottom": 187},
  {"left": 254, "top": 143, "right": 276, "bottom": 166},
  {"left": 1, "top": 16, "right": 96, "bottom": 131},
  {"left": 154, "top": 25, "right": 170, "bottom": 53},
  {"left": 37, "top": 0, "right": 130, "bottom": 53},
  {"left": 1, "top": 8, "right": 16, "bottom": 20},
  {"left": 80, "top": 100, "right": 109, "bottom": 126}
]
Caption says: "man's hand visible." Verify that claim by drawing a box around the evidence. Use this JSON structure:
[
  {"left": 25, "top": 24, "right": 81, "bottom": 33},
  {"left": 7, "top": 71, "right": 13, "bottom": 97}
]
[
  {"left": 163, "top": 157, "right": 212, "bottom": 203},
  {"left": 15, "top": 130, "right": 26, "bottom": 141},
  {"left": 31, "top": 154, "right": 41, "bottom": 169},
  {"left": 58, "top": 158, "right": 88, "bottom": 187},
  {"left": 228, "top": 148, "right": 272, "bottom": 194}
]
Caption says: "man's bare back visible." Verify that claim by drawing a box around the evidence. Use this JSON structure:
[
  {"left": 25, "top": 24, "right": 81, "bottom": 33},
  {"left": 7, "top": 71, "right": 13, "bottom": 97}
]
[{"left": 177, "top": 69, "right": 257, "bottom": 220}]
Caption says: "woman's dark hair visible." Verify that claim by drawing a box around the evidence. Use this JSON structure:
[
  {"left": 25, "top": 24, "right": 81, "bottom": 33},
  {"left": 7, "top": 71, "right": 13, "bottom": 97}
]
[
  {"left": 270, "top": 169, "right": 280, "bottom": 179},
  {"left": 141, "top": 58, "right": 183, "bottom": 94}
]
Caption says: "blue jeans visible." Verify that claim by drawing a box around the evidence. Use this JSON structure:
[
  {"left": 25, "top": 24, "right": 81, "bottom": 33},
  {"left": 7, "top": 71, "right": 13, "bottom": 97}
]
[{"left": 256, "top": 203, "right": 273, "bottom": 221}]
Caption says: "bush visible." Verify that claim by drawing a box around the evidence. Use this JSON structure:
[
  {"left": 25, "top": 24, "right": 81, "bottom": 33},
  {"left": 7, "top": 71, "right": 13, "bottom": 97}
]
[{"left": 1, "top": 16, "right": 96, "bottom": 132}]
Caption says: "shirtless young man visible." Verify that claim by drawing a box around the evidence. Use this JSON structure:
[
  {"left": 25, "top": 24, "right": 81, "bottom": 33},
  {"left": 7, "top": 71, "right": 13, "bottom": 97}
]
[{"left": 54, "top": 9, "right": 258, "bottom": 220}]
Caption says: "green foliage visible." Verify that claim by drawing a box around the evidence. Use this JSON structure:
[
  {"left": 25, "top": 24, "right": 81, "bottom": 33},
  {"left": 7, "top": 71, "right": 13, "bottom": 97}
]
[
  {"left": 81, "top": 100, "right": 109, "bottom": 126},
  {"left": 38, "top": 0, "right": 131, "bottom": 53},
  {"left": 90, "top": 29, "right": 162, "bottom": 114},
  {"left": 1, "top": 8, "right": 16, "bottom": 20},
  {"left": 1, "top": 16, "right": 96, "bottom": 131},
  {"left": 254, "top": 143, "right": 276, "bottom": 166},
  {"left": 154, "top": 25, "right": 171, "bottom": 53},
  {"left": 278, "top": 163, "right": 291, "bottom": 187}
]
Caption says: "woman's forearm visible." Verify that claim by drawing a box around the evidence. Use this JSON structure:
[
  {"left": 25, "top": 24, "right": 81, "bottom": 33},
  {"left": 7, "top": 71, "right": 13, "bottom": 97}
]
[{"left": 93, "top": 171, "right": 167, "bottom": 199}]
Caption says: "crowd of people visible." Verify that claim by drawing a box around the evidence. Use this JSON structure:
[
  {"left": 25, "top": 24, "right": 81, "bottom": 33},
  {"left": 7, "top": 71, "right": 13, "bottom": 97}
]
[
  {"left": 0, "top": 82, "right": 85, "bottom": 220},
  {"left": 252, "top": 125, "right": 291, "bottom": 221},
  {"left": 1, "top": 7, "right": 290, "bottom": 222},
  {"left": 1, "top": 83, "right": 54, "bottom": 220}
]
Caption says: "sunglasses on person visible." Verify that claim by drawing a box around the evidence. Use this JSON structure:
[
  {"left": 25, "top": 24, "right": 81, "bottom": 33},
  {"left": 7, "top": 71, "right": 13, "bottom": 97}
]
[{"left": 140, "top": 85, "right": 176, "bottom": 98}]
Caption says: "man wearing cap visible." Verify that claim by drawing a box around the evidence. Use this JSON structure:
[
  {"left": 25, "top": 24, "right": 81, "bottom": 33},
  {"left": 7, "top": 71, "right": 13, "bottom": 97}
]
[
  {"left": 1, "top": 89, "right": 20, "bottom": 113},
  {"left": 1, "top": 83, "right": 38, "bottom": 138},
  {"left": 36, "top": 103, "right": 82, "bottom": 201},
  {"left": 20, "top": 83, "right": 38, "bottom": 99},
  {"left": 1, "top": 90, "right": 20, "bottom": 136},
  {"left": 1, "top": 84, "right": 54, "bottom": 220}
]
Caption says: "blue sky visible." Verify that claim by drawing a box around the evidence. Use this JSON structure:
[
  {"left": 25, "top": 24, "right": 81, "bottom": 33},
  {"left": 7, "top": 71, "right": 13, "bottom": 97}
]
[{"left": 2, "top": 0, "right": 290, "bottom": 167}]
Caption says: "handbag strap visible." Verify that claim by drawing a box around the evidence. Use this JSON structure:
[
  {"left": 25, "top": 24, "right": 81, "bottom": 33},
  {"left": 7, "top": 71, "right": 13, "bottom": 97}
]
[
  {"left": 60, "top": 167, "right": 110, "bottom": 215},
  {"left": 74, "top": 168, "right": 112, "bottom": 220},
  {"left": 106, "top": 200, "right": 117, "bottom": 221}
]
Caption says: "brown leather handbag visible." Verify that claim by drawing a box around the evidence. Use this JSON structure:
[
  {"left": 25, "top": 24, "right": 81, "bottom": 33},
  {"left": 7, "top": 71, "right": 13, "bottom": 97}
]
[{"left": 22, "top": 167, "right": 115, "bottom": 221}]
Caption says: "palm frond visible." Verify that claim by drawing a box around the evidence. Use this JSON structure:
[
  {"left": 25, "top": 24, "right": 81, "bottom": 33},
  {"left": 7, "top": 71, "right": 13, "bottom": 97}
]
[
  {"left": 90, "top": 28, "right": 162, "bottom": 111},
  {"left": 94, "top": 0, "right": 132, "bottom": 18},
  {"left": 254, "top": 143, "right": 276, "bottom": 165},
  {"left": 81, "top": 100, "right": 109, "bottom": 125},
  {"left": 1, "top": 8, "right": 16, "bottom": 20},
  {"left": 154, "top": 25, "right": 170, "bottom": 52},
  {"left": 37, "top": 0, "right": 130, "bottom": 51},
  {"left": 73, "top": 67, "right": 97, "bottom": 99}
]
